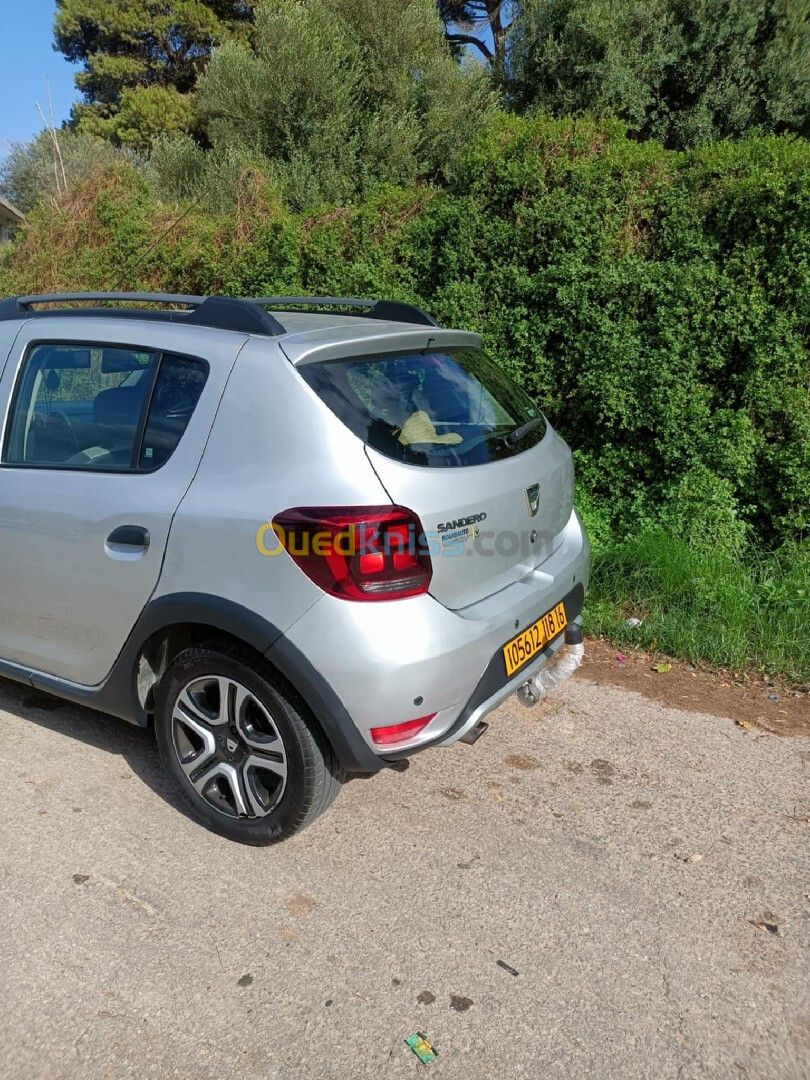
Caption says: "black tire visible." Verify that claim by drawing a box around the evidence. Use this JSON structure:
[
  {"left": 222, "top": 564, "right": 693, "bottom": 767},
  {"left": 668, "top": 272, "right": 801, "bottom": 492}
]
[{"left": 155, "top": 642, "right": 345, "bottom": 844}]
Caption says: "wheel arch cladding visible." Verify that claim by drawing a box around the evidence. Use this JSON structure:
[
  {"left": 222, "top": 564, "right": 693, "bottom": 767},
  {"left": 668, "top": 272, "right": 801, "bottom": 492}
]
[{"left": 94, "top": 592, "right": 386, "bottom": 774}]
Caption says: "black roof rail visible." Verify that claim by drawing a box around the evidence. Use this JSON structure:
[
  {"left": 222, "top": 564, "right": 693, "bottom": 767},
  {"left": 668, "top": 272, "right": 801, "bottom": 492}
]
[
  {"left": 0, "top": 292, "right": 206, "bottom": 311},
  {"left": 0, "top": 291, "right": 439, "bottom": 334},
  {"left": 0, "top": 293, "right": 287, "bottom": 337},
  {"left": 250, "top": 296, "right": 439, "bottom": 328}
]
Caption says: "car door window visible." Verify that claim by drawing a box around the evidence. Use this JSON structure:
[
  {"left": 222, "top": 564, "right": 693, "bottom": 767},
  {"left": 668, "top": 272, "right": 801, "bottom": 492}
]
[{"left": 3, "top": 343, "right": 207, "bottom": 471}]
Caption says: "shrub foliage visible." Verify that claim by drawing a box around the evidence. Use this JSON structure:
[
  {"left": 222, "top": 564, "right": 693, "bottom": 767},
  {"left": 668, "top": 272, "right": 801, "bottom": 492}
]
[
  {"left": 505, "top": 0, "right": 810, "bottom": 148},
  {"left": 2, "top": 113, "right": 807, "bottom": 556}
]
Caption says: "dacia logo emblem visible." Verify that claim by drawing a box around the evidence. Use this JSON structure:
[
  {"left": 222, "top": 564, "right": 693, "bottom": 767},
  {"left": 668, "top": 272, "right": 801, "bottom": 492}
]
[{"left": 525, "top": 483, "right": 540, "bottom": 517}]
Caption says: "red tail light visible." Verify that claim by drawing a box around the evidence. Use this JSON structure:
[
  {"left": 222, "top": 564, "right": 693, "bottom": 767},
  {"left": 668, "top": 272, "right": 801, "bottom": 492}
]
[
  {"left": 370, "top": 715, "right": 435, "bottom": 746},
  {"left": 271, "top": 505, "right": 432, "bottom": 601}
]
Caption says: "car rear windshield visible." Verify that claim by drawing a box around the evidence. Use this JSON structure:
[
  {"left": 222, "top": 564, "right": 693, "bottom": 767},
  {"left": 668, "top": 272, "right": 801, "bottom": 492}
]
[{"left": 301, "top": 348, "right": 547, "bottom": 467}]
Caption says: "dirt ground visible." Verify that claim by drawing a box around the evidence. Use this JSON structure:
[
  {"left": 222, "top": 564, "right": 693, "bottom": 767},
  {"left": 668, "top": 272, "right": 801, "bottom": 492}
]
[
  {"left": 0, "top": 651, "right": 807, "bottom": 1079},
  {"left": 584, "top": 637, "right": 810, "bottom": 737}
]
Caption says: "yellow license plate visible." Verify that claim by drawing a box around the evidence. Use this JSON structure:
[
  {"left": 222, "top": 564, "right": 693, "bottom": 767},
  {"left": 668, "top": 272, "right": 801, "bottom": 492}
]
[{"left": 502, "top": 601, "right": 567, "bottom": 677}]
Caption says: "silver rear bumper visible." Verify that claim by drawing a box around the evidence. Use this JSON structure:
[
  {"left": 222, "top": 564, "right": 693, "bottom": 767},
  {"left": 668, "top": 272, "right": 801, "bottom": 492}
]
[{"left": 439, "top": 619, "right": 584, "bottom": 746}]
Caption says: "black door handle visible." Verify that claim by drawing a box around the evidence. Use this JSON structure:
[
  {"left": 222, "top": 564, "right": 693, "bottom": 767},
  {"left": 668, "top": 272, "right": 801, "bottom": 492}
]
[{"left": 107, "top": 525, "right": 150, "bottom": 549}]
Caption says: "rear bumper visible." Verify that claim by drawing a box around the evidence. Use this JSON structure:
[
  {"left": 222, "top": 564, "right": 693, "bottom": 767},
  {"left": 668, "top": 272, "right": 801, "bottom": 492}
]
[
  {"left": 380, "top": 585, "right": 584, "bottom": 761},
  {"left": 267, "top": 509, "right": 590, "bottom": 771},
  {"left": 437, "top": 597, "right": 584, "bottom": 749},
  {"left": 439, "top": 618, "right": 584, "bottom": 747}
]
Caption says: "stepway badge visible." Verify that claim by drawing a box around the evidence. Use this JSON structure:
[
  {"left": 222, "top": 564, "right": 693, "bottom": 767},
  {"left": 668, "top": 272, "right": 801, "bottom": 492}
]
[{"left": 440, "top": 523, "right": 480, "bottom": 548}]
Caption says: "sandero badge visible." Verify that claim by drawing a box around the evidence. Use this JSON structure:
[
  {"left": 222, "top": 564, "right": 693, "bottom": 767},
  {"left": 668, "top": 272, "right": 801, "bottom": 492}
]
[
  {"left": 437, "top": 512, "right": 487, "bottom": 533},
  {"left": 525, "top": 483, "right": 541, "bottom": 517}
]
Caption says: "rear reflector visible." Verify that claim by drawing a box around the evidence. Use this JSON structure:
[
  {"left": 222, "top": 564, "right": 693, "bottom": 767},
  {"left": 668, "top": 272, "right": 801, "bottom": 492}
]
[
  {"left": 271, "top": 505, "right": 432, "bottom": 602},
  {"left": 370, "top": 715, "right": 435, "bottom": 747}
]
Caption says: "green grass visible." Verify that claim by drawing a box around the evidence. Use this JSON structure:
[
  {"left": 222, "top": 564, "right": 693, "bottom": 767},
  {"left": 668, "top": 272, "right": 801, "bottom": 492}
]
[{"left": 584, "top": 530, "right": 810, "bottom": 686}]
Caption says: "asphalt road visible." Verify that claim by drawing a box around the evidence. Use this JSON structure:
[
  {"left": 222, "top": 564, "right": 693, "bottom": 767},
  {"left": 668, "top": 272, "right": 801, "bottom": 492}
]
[{"left": 0, "top": 668, "right": 807, "bottom": 1080}]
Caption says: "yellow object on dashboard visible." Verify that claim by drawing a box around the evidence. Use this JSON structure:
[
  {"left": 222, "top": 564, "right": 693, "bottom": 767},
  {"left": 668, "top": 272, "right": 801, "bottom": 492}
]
[{"left": 397, "top": 410, "right": 463, "bottom": 446}]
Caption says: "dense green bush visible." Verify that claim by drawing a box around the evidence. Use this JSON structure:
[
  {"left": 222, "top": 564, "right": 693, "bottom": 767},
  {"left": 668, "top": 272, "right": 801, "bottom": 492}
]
[
  {"left": 403, "top": 117, "right": 810, "bottom": 547},
  {"left": 2, "top": 114, "right": 806, "bottom": 549},
  {"left": 2, "top": 115, "right": 807, "bottom": 680},
  {"left": 505, "top": 0, "right": 810, "bottom": 148},
  {"left": 187, "top": 0, "right": 495, "bottom": 210}
]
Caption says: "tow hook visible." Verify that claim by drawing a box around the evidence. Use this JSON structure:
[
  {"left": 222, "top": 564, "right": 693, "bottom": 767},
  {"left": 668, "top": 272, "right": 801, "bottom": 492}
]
[{"left": 516, "top": 624, "right": 585, "bottom": 708}]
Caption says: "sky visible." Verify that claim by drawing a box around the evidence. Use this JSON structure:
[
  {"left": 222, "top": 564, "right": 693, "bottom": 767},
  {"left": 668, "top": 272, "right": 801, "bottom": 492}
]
[{"left": 0, "top": 0, "right": 77, "bottom": 160}]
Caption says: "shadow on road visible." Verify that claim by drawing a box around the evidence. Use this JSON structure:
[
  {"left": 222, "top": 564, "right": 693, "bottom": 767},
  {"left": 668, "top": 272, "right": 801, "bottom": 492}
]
[
  {"left": 0, "top": 676, "right": 196, "bottom": 820},
  {"left": 0, "top": 674, "right": 376, "bottom": 825}
]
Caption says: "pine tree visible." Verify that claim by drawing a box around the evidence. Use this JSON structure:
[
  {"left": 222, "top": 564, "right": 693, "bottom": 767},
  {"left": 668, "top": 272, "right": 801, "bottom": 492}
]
[{"left": 54, "top": 0, "right": 254, "bottom": 147}]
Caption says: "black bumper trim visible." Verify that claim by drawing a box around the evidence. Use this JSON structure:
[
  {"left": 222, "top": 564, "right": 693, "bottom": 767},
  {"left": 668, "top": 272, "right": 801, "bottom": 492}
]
[{"left": 382, "top": 582, "right": 586, "bottom": 761}]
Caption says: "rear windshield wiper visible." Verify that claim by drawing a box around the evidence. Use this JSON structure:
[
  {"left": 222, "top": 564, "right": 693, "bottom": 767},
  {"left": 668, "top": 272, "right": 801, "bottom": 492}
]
[{"left": 503, "top": 417, "right": 543, "bottom": 448}]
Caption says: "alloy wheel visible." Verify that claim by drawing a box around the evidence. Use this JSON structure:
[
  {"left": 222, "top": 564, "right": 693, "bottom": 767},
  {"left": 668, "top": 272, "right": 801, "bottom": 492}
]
[{"left": 171, "top": 675, "right": 288, "bottom": 818}]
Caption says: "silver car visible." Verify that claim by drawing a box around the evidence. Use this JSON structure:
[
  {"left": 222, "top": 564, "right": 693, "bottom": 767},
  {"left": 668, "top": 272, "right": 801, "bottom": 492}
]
[{"left": 0, "top": 292, "right": 590, "bottom": 843}]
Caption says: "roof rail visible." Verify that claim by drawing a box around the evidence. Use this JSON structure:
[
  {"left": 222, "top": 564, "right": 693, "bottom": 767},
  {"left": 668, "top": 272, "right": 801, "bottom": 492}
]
[
  {"left": 1, "top": 292, "right": 205, "bottom": 311},
  {"left": 0, "top": 293, "right": 287, "bottom": 337},
  {"left": 250, "top": 296, "right": 439, "bottom": 328},
  {"left": 0, "top": 292, "right": 439, "bottom": 334}
]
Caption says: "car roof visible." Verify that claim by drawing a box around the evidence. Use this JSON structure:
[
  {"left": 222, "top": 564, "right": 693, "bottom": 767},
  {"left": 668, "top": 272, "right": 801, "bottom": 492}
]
[{"left": 0, "top": 293, "right": 432, "bottom": 333}]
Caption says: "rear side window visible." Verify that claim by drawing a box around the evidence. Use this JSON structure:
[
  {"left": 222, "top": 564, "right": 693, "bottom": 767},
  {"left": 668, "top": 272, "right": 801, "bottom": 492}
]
[
  {"left": 301, "top": 349, "right": 547, "bottom": 467},
  {"left": 139, "top": 353, "right": 208, "bottom": 469},
  {"left": 3, "top": 343, "right": 207, "bottom": 471}
]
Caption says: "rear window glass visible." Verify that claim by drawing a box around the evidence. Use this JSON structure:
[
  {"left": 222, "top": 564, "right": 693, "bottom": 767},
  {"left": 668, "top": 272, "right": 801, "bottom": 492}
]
[{"left": 301, "top": 349, "right": 547, "bottom": 467}]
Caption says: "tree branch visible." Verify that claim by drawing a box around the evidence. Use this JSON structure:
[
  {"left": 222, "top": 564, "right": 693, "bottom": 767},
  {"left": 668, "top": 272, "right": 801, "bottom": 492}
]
[{"left": 444, "top": 31, "right": 494, "bottom": 62}]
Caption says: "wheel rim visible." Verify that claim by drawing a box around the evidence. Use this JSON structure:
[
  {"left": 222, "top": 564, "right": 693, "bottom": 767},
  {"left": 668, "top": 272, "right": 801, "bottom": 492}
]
[{"left": 171, "top": 675, "right": 288, "bottom": 819}]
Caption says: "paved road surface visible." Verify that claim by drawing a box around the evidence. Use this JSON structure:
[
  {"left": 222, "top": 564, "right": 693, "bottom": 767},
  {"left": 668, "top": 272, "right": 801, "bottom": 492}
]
[{"left": 0, "top": 670, "right": 807, "bottom": 1079}]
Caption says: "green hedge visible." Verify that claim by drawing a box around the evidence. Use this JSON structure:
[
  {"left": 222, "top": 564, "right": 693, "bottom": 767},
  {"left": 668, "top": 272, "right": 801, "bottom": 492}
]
[
  {"left": 2, "top": 112, "right": 808, "bottom": 555},
  {"left": 403, "top": 117, "right": 810, "bottom": 550}
]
